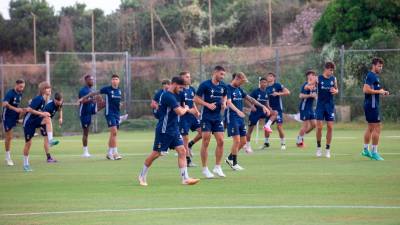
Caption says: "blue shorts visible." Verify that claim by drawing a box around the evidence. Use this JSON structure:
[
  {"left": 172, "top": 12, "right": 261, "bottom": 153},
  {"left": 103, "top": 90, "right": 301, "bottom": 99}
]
[
  {"left": 316, "top": 104, "right": 335, "bottom": 121},
  {"left": 153, "top": 132, "right": 183, "bottom": 152},
  {"left": 3, "top": 116, "right": 19, "bottom": 132},
  {"left": 201, "top": 118, "right": 224, "bottom": 133},
  {"left": 300, "top": 109, "right": 316, "bottom": 121},
  {"left": 364, "top": 106, "right": 380, "bottom": 123},
  {"left": 227, "top": 117, "right": 246, "bottom": 137},
  {"left": 248, "top": 111, "right": 266, "bottom": 126},
  {"left": 23, "top": 117, "right": 43, "bottom": 142},
  {"left": 80, "top": 114, "right": 92, "bottom": 128},
  {"left": 106, "top": 115, "right": 120, "bottom": 128},
  {"left": 179, "top": 115, "right": 200, "bottom": 135},
  {"left": 266, "top": 110, "right": 283, "bottom": 124}
]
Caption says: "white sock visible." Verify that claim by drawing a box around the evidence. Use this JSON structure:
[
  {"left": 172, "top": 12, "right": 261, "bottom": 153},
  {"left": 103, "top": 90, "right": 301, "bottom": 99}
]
[
  {"left": 113, "top": 147, "right": 118, "bottom": 154},
  {"left": 214, "top": 164, "right": 221, "bottom": 169},
  {"left": 280, "top": 138, "right": 286, "bottom": 145},
  {"left": 108, "top": 148, "right": 113, "bottom": 155},
  {"left": 83, "top": 146, "right": 88, "bottom": 152},
  {"left": 5, "top": 151, "right": 11, "bottom": 160},
  {"left": 363, "top": 144, "right": 369, "bottom": 150},
  {"left": 266, "top": 120, "right": 273, "bottom": 128},
  {"left": 264, "top": 138, "right": 269, "bottom": 143},
  {"left": 140, "top": 165, "right": 149, "bottom": 178},
  {"left": 372, "top": 145, "right": 378, "bottom": 153},
  {"left": 47, "top": 132, "right": 53, "bottom": 141},
  {"left": 202, "top": 167, "right": 209, "bottom": 172},
  {"left": 180, "top": 167, "right": 189, "bottom": 180},
  {"left": 296, "top": 136, "right": 303, "bottom": 143},
  {"left": 23, "top": 155, "right": 29, "bottom": 166}
]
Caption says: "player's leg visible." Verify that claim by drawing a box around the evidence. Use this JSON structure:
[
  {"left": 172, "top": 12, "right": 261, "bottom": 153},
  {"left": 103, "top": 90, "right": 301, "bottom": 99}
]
[
  {"left": 107, "top": 126, "right": 118, "bottom": 160},
  {"left": 138, "top": 151, "right": 161, "bottom": 186},
  {"left": 296, "top": 120, "right": 307, "bottom": 147},
  {"left": 226, "top": 135, "right": 240, "bottom": 169},
  {"left": 315, "top": 120, "right": 323, "bottom": 157},
  {"left": 200, "top": 119, "right": 214, "bottom": 178},
  {"left": 362, "top": 123, "right": 373, "bottom": 158},
  {"left": 212, "top": 131, "right": 225, "bottom": 177},
  {"left": 176, "top": 145, "right": 200, "bottom": 185},
  {"left": 277, "top": 124, "right": 286, "bottom": 150},
  {"left": 370, "top": 122, "right": 383, "bottom": 160},
  {"left": 4, "top": 128, "right": 14, "bottom": 166},
  {"left": 22, "top": 125, "right": 34, "bottom": 172},
  {"left": 41, "top": 126, "right": 57, "bottom": 163},
  {"left": 245, "top": 113, "right": 258, "bottom": 152},
  {"left": 41, "top": 116, "right": 59, "bottom": 147},
  {"left": 81, "top": 115, "right": 91, "bottom": 158},
  {"left": 325, "top": 121, "right": 334, "bottom": 158}
]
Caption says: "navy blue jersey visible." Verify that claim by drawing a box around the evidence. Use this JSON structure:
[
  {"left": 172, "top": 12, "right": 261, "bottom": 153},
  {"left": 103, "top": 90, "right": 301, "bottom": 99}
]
[
  {"left": 196, "top": 79, "right": 227, "bottom": 120},
  {"left": 153, "top": 89, "right": 164, "bottom": 102},
  {"left": 250, "top": 88, "right": 268, "bottom": 113},
  {"left": 267, "top": 82, "right": 284, "bottom": 111},
  {"left": 299, "top": 82, "right": 316, "bottom": 111},
  {"left": 100, "top": 86, "right": 121, "bottom": 116},
  {"left": 156, "top": 91, "right": 180, "bottom": 134},
  {"left": 364, "top": 71, "right": 381, "bottom": 109},
  {"left": 79, "top": 86, "right": 96, "bottom": 116},
  {"left": 179, "top": 86, "right": 196, "bottom": 109},
  {"left": 44, "top": 100, "right": 61, "bottom": 118},
  {"left": 317, "top": 75, "right": 336, "bottom": 107},
  {"left": 23, "top": 95, "right": 46, "bottom": 124},
  {"left": 226, "top": 84, "right": 247, "bottom": 118},
  {"left": 2, "top": 89, "right": 22, "bottom": 120}
]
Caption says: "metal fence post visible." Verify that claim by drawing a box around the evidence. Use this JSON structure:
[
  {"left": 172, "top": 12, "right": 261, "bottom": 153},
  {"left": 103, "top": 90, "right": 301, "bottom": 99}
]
[
  {"left": 125, "top": 51, "right": 131, "bottom": 114},
  {"left": 91, "top": 52, "right": 98, "bottom": 133},
  {"left": 275, "top": 48, "right": 280, "bottom": 81},
  {"left": 45, "top": 51, "right": 50, "bottom": 84},
  {"left": 339, "top": 45, "right": 345, "bottom": 104},
  {"left": 199, "top": 51, "right": 203, "bottom": 82}
]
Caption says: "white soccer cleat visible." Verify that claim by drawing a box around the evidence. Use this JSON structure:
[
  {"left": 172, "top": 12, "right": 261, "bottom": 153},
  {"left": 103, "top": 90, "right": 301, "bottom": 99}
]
[
  {"left": 225, "top": 158, "right": 234, "bottom": 169},
  {"left": 161, "top": 151, "right": 170, "bottom": 156},
  {"left": 119, "top": 114, "right": 129, "bottom": 123},
  {"left": 244, "top": 143, "right": 253, "bottom": 154},
  {"left": 316, "top": 148, "right": 322, "bottom": 157},
  {"left": 182, "top": 178, "right": 200, "bottom": 185},
  {"left": 202, "top": 167, "right": 215, "bottom": 179},
  {"left": 113, "top": 153, "right": 122, "bottom": 160},
  {"left": 138, "top": 175, "right": 148, "bottom": 186},
  {"left": 5, "top": 158, "right": 14, "bottom": 166},
  {"left": 212, "top": 166, "right": 226, "bottom": 177},
  {"left": 325, "top": 149, "right": 331, "bottom": 158},
  {"left": 231, "top": 164, "right": 244, "bottom": 171},
  {"left": 281, "top": 144, "right": 286, "bottom": 150},
  {"left": 106, "top": 154, "right": 115, "bottom": 160},
  {"left": 81, "top": 152, "right": 91, "bottom": 158}
]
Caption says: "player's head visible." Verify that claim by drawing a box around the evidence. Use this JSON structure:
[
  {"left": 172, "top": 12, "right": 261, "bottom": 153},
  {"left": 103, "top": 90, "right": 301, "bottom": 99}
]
[
  {"left": 306, "top": 70, "right": 317, "bottom": 84},
  {"left": 231, "top": 72, "right": 248, "bottom": 87},
  {"left": 15, "top": 79, "right": 25, "bottom": 93},
  {"left": 170, "top": 76, "right": 185, "bottom": 94},
  {"left": 161, "top": 79, "right": 171, "bottom": 90},
  {"left": 212, "top": 65, "right": 225, "bottom": 82},
  {"left": 54, "top": 92, "right": 63, "bottom": 109},
  {"left": 259, "top": 77, "right": 268, "bottom": 89},
  {"left": 179, "top": 71, "right": 191, "bottom": 85},
  {"left": 111, "top": 74, "right": 120, "bottom": 87},
  {"left": 371, "top": 57, "right": 384, "bottom": 74},
  {"left": 323, "top": 62, "right": 335, "bottom": 76},
  {"left": 84, "top": 74, "right": 94, "bottom": 87},
  {"left": 38, "top": 81, "right": 51, "bottom": 96},
  {"left": 266, "top": 72, "right": 276, "bottom": 83}
]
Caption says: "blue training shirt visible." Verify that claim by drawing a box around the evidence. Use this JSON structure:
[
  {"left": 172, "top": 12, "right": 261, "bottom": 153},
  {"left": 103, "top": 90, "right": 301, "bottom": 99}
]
[
  {"left": 250, "top": 88, "right": 268, "bottom": 114},
  {"left": 44, "top": 100, "right": 61, "bottom": 118},
  {"left": 196, "top": 79, "right": 227, "bottom": 120},
  {"left": 267, "top": 82, "right": 284, "bottom": 111},
  {"left": 79, "top": 86, "right": 96, "bottom": 117},
  {"left": 23, "top": 95, "right": 46, "bottom": 125},
  {"left": 156, "top": 91, "right": 180, "bottom": 134},
  {"left": 2, "top": 89, "right": 22, "bottom": 121},
  {"left": 364, "top": 71, "right": 381, "bottom": 109},
  {"left": 179, "top": 86, "right": 196, "bottom": 109},
  {"left": 299, "top": 82, "right": 316, "bottom": 111},
  {"left": 226, "top": 84, "right": 247, "bottom": 119},
  {"left": 316, "top": 75, "right": 336, "bottom": 107},
  {"left": 100, "top": 86, "right": 121, "bottom": 117}
]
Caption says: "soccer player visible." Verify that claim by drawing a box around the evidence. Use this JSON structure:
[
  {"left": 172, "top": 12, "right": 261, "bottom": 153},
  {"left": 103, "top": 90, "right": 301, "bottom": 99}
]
[
  {"left": 138, "top": 76, "right": 200, "bottom": 186},
  {"left": 151, "top": 79, "right": 170, "bottom": 119},
  {"left": 193, "top": 65, "right": 227, "bottom": 178},
  {"left": 315, "top": 62, "right": 339, "bottom": 158},
  {"left": 22, "top": 82, "right": 59, "bottom": 172},
  {"left": 2, "top": 79, "right": 26, "bottom": 166},
  {"left": 78, "top": 74, "right": 123, "bottom": 160},
  {"left": 361, "top": 57, "right": 389, "bottom": 161},
  {"left": 244, "top": 77, "right": 276, "bottom": 153},
  {"left": 178, "top": 71, "right": 202, "bottom": 167},
  {"left": 41, "top": 92, "right": 63, "bottom": 163},
  {"left": 265, "top": 72, "right": 291, "bottom": 150},
  {"left": 225, "top": 72, "right": 271, "bottom": 170},
  {"left": 78, "top": 74, "right": 98, "bottom": 158},
  {"left": 296, "top": 70, "right": 317, "bottom": 148}
]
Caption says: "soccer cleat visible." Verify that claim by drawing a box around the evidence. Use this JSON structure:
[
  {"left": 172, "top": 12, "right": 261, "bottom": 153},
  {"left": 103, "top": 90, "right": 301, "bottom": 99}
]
[
  {"left": 231, "top": 164, "right": 244, "bottom": 171},
  {"left": 225, "top": 158, "right": 234, "bottom": 169},
  {"left": 47, "top": 157, "right": 58, "bottom": 163},
  {"left": 371, "top": 152, "right": 384, "bottom": 161},
  {"left": 244, "top": 144, "right": 253, "bottom": 154},
  {"left": 161, "top": 151, "right": 170, "bottom": 156},
  {"left": 263, "top": 125, "right": 273, "bottom": 134},
  {"left": 361, "top": 149, "right": 372, "bottom": 158},
  {"left": 113, "top": 153, "right": 122, "bottom": 160},
  {"left": 262, "top": 142, "right": 270, "bottom": 149},
  {"left": 182, "top": 178, "right": 200, "bottom": 185},
  {"left": 316, "top": 148, "right": 322, "bottom": 157},
  {"left": 212, "top": 166, "right": 226, "bottom": 177},
  {"left": 23, "top": 165, "right": 33, "bottom": 172},
  {"left": 296, "top": 141, "right": 305, "bottom": 148},
  {"left": 5, "top": 159, "right": 14, "bottom": 166},
  {"left": 188, "top": 161, "right": 196, "bottom": 167},
  {"left": 325, "top": 149, "right": 331, "bottom": 158},
  {"left": 281, "top": 144, "right": 286, "bottom": 150},
  {"left": 119, "top": 114, "right": 129, "bottom": 123},
  {"left": 202, "top": 168, "right": 215, "bottom": 179},
  {"left": 138, "top": 175, "right": 148, "bottom": 186},
  {"left": 81, "top": 152, "right": 91, "bottom": 158},
  {"left": 49, "top": 139, "right": 59, "bottom": 147},
  {"left": 106, "top": 154, "right": 115, "bottom": 160}
]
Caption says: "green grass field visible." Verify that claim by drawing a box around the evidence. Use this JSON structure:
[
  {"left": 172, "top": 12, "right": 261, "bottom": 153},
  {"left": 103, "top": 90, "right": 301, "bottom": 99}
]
[{"left": 1, "top": 126, "right": 400, "bottom": 225}]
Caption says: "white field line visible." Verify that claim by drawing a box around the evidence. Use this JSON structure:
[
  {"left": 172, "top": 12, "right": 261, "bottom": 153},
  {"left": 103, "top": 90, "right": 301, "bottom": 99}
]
[{"left": 1, "top": 205, "right": 399, "bottom": 217}]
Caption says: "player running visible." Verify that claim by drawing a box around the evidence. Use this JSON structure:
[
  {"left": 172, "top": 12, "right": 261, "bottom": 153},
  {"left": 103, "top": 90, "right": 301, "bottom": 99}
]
[
  {"left": 296, "top": 70, "right": 317, "bottom": 148},
  {"left": 2, "top": 79, "right": 26, "bottom": 166},
  {"left": 138, "top": 76, "right": 200, "bottom": 186},
  {"left": 315, "top": 62, "right": 339, "bottom": 158},
  {"left": 178, "top": 71, "right": 202, "bottom": 167},
  {"left": 225, "top": 72, "right": 271, "bottom": 170},
  {"left": 244, "top": 77, "right": 276, "bottom": 153},
  {"left": 361, "top": 57, "right": 389, "bottom": 161},
  {"left": 22, "top": 82, "right": 59, "bottom": 172},
  {"left": 193, "top": 66, "right": 227, "bottom": 178},
  {"left": 265, "top": 72, "right": 291, "bottom": 150}
]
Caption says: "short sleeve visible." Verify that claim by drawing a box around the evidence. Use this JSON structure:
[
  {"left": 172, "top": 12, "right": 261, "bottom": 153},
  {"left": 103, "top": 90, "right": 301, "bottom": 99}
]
[
  {"left": 226, "top": 87, "right": 233, "bottom": 100},
  {"left": 196, "top": 82, "right": 206, "bottom": 97},
  {"left": 250, "top": 89, "right": 258, "bottom": 99},
  {"left": 276, "top": 83, "right": 284, "bottom": 91},
  {"left": 300, "top": 84, "right": 308, "bottom": 94},
  {"left": 3, "top": 90, "right": 13, "bottom": 102},
  {"left": 165, "top": 94, "right": 179, "bottom": 109},
  {"left": 100, "top": 86, "right": 108, "bottom": 95},
  {"left": 29, "top": 96, "right": 42, "bottom": 109},
  {"left": 222, "top": 84, "right": 227, "bottom": 96},
  {"left": 153, "top": 90, "right": 161, "bottom": 101},
  {"left": 78, "top": 88, "right": 86, "bottom": 98}
]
